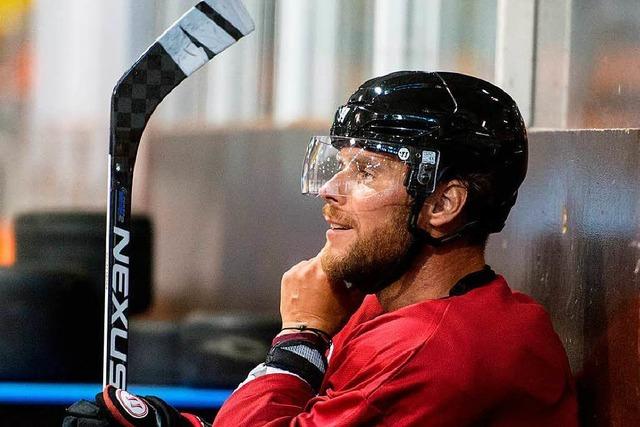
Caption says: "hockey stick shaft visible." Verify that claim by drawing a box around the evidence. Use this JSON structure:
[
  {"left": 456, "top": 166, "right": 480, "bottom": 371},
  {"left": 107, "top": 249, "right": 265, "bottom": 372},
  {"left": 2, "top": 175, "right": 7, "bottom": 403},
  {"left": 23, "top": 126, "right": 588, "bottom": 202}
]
[
  {"left": 103, "top": 154, "right": 134, "bottom": 389},
  {"left": 104, "top": 0, "right": 254, "bottom": 390}
]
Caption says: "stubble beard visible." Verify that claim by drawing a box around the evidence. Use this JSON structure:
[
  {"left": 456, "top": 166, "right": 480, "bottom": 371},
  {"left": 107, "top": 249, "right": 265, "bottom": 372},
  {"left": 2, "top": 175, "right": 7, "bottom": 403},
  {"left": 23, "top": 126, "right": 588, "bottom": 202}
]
[{"left": 321, "top": 205, "right": 414, "bottom": 294}]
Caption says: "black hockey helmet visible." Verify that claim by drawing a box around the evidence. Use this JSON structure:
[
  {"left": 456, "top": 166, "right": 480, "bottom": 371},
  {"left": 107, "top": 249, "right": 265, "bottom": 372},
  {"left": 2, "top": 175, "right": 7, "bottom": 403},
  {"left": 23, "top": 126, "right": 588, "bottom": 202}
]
[{"left": 324, "top": 71, "right": 528, "bottom": 243}]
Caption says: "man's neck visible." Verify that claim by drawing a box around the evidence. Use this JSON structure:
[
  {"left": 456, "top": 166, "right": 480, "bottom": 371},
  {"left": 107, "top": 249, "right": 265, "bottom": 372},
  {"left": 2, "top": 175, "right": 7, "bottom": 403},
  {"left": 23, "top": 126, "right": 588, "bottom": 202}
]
[{"left": 376, "top": 242, "right": 486, "bottom": 312}]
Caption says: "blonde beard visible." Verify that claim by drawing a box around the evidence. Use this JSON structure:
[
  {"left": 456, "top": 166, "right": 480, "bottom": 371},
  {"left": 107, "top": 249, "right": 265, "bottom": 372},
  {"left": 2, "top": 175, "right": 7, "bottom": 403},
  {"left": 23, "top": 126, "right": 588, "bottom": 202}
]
[{"left": 321, "top": 205, "right": 413, "bottom": 293}]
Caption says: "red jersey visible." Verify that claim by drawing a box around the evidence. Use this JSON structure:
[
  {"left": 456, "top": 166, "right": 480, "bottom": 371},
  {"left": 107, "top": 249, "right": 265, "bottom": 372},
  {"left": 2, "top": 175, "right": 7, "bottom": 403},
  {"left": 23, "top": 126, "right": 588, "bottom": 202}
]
[{"left": 213, "top": 275, "right": 577, "bottom": 426}]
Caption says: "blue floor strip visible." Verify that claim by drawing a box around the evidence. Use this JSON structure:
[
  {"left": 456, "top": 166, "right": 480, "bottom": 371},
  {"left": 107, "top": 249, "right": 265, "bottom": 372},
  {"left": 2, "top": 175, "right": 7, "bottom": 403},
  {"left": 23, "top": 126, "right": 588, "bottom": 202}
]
[{"left": 0, "top": 383, "right": 232, "bottom": 408}]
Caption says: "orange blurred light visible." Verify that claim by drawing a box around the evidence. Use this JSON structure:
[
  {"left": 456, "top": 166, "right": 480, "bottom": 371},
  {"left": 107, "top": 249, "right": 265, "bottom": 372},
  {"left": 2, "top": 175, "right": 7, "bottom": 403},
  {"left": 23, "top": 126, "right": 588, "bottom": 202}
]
[{"left": 0, "top": 219, "right": 16, "bottom": 266}]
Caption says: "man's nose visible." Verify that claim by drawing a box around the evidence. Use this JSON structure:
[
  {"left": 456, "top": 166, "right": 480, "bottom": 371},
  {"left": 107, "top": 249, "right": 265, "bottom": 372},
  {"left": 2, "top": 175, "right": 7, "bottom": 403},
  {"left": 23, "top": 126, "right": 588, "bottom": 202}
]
[{"left": 318, "top": 173, "right": 347, "bottom": 205}]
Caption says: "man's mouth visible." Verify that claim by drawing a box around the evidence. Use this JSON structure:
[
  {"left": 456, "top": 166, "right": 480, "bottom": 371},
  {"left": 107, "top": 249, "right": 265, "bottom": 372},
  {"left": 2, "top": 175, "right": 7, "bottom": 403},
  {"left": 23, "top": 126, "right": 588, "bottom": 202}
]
[
  {"left": 324, "top": 214, "right": 353, "bottom": 231},
  {"left": 329, "top": 222, "right": 352, "bottom": 231},
  {"left": 324, "top": 215, "right": 355, "bottom": 244},
  {"left": 323, "top": 205, "right": 355, "bottom": 234}
]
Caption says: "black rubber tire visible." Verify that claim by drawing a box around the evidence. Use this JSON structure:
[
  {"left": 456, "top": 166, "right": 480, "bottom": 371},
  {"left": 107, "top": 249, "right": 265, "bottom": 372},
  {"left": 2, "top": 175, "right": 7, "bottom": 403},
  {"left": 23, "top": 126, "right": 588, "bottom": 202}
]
[
  {"left": 14, "top": 211, "right": 153, "bottom": 314},
  {"left": 178, "top": 313, "right": 280, "bottom": 388},
  {"left": 0, "top": 266, "right": 101, "bottom": 382},
  {"left": 128, "top": 319, "right": 180, "bottom": 385}
]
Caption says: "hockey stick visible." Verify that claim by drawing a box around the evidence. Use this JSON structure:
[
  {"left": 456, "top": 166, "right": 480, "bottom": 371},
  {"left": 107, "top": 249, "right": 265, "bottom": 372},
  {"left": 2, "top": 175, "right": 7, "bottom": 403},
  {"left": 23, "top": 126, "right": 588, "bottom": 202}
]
[{"left": 104, "top": 0, "right": 254, "bottom": 390}]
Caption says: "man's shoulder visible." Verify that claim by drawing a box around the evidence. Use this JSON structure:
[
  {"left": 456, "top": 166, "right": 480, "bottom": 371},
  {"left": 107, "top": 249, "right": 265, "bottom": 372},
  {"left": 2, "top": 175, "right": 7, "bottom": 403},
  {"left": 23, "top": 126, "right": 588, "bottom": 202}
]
[
  {"left": 445, "top": 275, "right": 557, "bottom": 340},
  {"left": 342, "top": 276, "right": 554, "bottom": 343},
  {"left": 341, "top": 275, "right": 568, "bottom": 381},
  {"left": 415, "top": 275, "right": 571, "bottom": 389},
  {"left": 335, "top": 275, "right": 552, "bottom": 350}
]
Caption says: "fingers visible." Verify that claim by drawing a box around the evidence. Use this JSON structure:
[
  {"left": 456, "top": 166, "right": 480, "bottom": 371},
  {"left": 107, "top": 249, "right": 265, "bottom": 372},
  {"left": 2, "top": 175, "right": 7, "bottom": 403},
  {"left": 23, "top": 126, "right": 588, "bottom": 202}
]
[
  {"left": 63, "top": 400, "right": 110, "bottom": 427},
  {"left": 280, "top": 254, "right": 362, "bottom": 336},
  {"left": 282, "top": 257, "right": 326, "bottom": 285}
]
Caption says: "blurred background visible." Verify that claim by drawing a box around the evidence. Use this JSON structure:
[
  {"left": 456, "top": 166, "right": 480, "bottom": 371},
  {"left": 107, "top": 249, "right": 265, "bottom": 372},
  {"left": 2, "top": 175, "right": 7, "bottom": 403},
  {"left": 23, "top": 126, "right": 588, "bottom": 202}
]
[{"left": 0, "top": 0, "right": 638, "bottom": 425}]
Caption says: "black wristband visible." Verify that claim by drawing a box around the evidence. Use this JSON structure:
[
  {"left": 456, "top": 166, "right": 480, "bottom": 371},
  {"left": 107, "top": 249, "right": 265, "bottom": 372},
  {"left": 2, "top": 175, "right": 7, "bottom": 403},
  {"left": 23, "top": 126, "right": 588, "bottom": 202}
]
[{"left": 265, "top": 339, "right": 327, "bottom": 392}]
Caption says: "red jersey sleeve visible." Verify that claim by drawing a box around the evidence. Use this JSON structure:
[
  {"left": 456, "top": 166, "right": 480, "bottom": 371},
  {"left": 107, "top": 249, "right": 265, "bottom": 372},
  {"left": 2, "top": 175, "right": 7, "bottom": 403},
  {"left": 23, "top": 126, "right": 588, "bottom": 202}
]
[{"left": 212, "top": 373, "right": 380, "bottom": 426}]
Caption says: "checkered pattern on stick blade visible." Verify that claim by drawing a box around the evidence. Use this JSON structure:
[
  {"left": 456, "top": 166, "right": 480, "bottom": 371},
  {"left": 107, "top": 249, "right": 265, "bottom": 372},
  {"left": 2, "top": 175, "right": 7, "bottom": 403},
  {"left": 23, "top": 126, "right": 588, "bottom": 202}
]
[{"left": 111, "top": 43, "right": 186, "bottom": 157}]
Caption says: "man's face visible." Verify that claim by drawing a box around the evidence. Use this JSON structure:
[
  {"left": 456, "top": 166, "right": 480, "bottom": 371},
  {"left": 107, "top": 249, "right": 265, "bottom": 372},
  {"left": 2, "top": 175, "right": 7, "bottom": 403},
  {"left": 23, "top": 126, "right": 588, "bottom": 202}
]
[{"left": 319, "top": 148, "right": 414, "bottom": 292}]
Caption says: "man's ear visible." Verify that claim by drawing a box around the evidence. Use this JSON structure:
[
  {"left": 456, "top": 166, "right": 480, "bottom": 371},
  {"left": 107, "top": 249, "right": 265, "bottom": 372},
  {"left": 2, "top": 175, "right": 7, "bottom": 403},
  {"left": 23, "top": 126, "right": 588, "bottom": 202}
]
[{"left": 419, "top": 180, "right": 468, "bottom": 230}]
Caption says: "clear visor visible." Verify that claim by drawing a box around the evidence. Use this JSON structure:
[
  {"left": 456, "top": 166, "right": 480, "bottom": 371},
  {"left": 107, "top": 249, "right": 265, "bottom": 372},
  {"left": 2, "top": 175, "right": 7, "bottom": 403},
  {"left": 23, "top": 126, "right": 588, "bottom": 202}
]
[{"left": 301, "top": 136, "right": 408, "bottom": 200}]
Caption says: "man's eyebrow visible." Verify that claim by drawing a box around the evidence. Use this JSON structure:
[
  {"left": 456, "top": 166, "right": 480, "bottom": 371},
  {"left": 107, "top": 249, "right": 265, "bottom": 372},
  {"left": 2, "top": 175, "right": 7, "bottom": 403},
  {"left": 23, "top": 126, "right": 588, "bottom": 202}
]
[
  {"left": 361, "top": 154, "right": 387, "bottom": 166},
  {"left": 356, "top": 159, "right": 383, "bottom": 171},
  {"left": 338, "top": 149, "right": 390, "bottom": 169}
]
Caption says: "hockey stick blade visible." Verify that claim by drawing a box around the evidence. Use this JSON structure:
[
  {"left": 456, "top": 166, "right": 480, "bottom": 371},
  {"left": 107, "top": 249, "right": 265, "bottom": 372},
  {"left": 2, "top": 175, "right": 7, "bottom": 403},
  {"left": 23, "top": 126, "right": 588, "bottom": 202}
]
[{"left": 104, "top": 0, "right": 254, "bottom": 390}]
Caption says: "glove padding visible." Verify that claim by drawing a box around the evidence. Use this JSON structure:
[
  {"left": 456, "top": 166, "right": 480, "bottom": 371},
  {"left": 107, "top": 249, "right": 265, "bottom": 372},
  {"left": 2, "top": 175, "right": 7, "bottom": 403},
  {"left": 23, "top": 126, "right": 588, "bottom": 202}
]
[{"left": 62, "top": 385, "right": 210, "bottom": 427}]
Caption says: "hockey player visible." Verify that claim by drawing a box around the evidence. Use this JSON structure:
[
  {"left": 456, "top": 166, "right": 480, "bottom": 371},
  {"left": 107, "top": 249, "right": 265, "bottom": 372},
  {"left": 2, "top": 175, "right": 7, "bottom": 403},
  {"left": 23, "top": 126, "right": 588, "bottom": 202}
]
[{"left": 64, "top": 71, "right": 578, "bottom": 426}]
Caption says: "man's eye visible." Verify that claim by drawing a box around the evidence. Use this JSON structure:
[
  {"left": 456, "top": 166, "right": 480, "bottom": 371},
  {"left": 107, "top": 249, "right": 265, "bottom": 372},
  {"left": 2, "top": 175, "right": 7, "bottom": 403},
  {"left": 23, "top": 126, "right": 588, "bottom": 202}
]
[{"left": 356, "top": 164, "right": 376, "bottom": 180}]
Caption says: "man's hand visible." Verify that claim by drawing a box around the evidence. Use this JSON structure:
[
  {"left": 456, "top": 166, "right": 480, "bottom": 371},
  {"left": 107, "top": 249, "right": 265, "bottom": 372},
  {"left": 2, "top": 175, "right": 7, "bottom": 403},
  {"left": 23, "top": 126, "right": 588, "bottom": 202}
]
[
  {"left": 62, "top": 385, "right": 210, "bottom": 427},
  {"left": 280, "top": 254, "right": 364, "bottom": 337}
]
